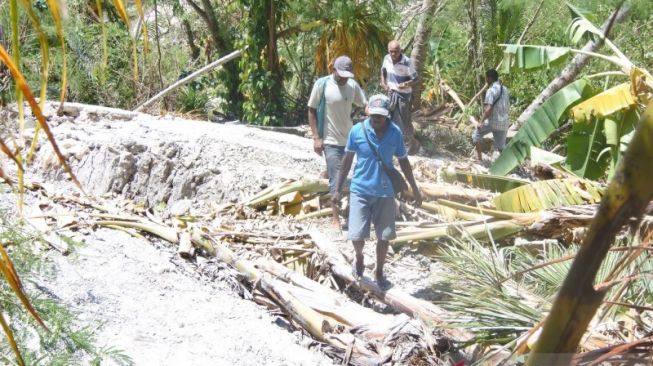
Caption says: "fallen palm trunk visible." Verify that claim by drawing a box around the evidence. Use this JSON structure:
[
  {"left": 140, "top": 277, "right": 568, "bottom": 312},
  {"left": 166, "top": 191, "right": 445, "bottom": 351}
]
[
  {"left": 421, "top": 201, "right": 486, "bottom": 221},
  {"left": 392, "top": 220, "right": 523, "bottom": 245},
  {"left": 247, "top": 179, "right": 329, "bottom": 207},
  {"left": 308, "top": 229, "right": 472, "bottom": 342},
  {"left": 258, "top": 259, "right": 406, "bottom": 330},
  {"left": 418, "top": 182, "right": 494, "bottom": 203},
  {"left": 437, "top": 199, "right": 537, "bottom": 222}
]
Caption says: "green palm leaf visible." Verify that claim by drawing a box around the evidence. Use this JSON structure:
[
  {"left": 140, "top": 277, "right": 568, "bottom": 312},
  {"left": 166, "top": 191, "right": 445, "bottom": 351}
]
[{"left": 489, "top": 79, "right": 592, "bottom": 176}]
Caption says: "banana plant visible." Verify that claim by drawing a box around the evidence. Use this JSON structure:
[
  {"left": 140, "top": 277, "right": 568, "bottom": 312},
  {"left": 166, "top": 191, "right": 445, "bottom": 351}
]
[{"left": 492, "top": 2, "right": 653, "bottom": 178}]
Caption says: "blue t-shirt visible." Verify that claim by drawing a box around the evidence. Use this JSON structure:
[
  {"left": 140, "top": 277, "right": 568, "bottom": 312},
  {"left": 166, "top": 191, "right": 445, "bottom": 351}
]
[{"left": 345, "top": 118, "right": 408, "bottom": 197}]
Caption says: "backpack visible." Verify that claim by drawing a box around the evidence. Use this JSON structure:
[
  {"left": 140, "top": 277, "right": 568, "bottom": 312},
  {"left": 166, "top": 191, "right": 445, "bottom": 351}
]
[{"left": 315, "top": 75, "right": 331, "bottom": 138}]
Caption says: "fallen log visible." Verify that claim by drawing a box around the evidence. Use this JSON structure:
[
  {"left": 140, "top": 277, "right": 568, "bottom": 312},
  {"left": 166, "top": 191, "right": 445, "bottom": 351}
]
[{"left": 308, "top": 229, "right": 472, "bottom": 342}]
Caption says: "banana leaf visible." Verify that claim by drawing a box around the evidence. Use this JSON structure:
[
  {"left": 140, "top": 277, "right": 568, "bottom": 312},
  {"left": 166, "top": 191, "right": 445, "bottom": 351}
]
[
  {"left": 564, "top": 118, "right": 609, "bottom": 180},
  {"left": 489, "top": 80, "right": 593, "bottom": 176},
  {"left": 493, "top": 178, "right": 604, "bottom": 213},
  {"left": 529, "top": 146, "right": 565, "bottom": 166},
  {"left": 570, "top": 83, "right": 636, "bottom": 123},
  {"left": 441, "top": 168, "right": 528, "bottom": 193},
  {"left": 501, "top": 45, "right": 570, "bottom": 72}
]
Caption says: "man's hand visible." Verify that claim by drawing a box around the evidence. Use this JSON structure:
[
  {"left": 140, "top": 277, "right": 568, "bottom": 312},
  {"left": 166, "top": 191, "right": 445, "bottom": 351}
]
[
  {"left": 331, "top": 190, "right": 341, "bottom": 207},
  {"left": 397, "top": 82, "right": 407, "bottom": 89},
  {"left": 382, "top": 83, "right": 389, "bottom": 92},
  {"left": 413, "top": 190, "right": 423, "bottom": 208},
  {"left": 313, "top": 137, "right": 324, "bottom": 156}
]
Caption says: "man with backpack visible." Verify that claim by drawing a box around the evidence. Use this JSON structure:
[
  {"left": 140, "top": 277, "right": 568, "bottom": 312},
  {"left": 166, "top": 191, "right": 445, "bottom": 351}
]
[
  {"left": 473, "top": 68, "right": 511, "bottom": 161},
  {"left": 308, "top": 55, "right": 367, "bottom": 228}
]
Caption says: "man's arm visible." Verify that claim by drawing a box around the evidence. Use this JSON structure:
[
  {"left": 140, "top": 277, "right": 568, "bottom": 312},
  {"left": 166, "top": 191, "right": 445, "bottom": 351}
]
[
  {"left": 380, "top": 67, "right": 389, "bottom": 92},
  {"left": 478, "top": 104, "right": 492, "bottom": 127},
  {"left": 332, "top": 152, "right": 355, "bottom": 204},
  {"left": 308, "top": 107, "right": 324, "bottom": 156},
  {"left": 399, "top": 157, "right": 422, "bottom": 207}
]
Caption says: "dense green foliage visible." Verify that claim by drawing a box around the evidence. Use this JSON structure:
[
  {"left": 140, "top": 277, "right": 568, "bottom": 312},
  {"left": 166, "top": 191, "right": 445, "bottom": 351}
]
[{"left": 1, "top": 0, "right": 652, "bottom": 126}]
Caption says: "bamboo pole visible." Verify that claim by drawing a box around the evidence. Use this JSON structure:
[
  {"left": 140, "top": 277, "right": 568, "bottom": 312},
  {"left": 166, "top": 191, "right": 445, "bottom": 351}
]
[{"left": 134, "top": 49, "right": 243, "bottom": 111}]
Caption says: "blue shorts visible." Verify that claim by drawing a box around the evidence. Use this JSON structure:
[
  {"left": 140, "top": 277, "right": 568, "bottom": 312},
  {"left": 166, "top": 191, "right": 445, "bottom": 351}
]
[
  {"left": 324, "top": 144, "right": 345, "bottom": 196},
  {"left": 347, "top": 191, "right": 397, "bottom": 241},
  {"left": 472, "top": 123, "right": 508, "bottom": 151}
]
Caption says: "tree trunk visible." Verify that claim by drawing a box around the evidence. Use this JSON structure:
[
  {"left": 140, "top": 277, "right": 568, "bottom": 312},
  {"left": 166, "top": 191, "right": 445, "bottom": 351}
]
[
  {"left": 182, "top": 19, "right": 200, "bottom": 61},
  {"left": 266, "top": 0, "right": 284, "bottom": 107},
  {"left": 466, "top": 0, "right": 484, "bottom": 90},
  {"left": 409, "top": 0, "right": 440, "bottom": 110},
  {"left": 185, "top": 0, "right": 243, "bottom": 115},
  {"left": 513, "top": 6, "right": 630, "bottom": 128}
]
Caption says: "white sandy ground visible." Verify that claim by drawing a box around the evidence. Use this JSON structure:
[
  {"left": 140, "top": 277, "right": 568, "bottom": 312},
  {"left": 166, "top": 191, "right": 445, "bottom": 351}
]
[{"left": 37, "top": 228, "right": 333, "bottom": 366}]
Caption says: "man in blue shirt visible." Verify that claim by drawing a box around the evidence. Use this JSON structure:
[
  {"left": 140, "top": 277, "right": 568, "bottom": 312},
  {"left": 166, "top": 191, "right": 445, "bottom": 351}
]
[{"left": 332, "top": 94, "right": 422, "bottom": 288}]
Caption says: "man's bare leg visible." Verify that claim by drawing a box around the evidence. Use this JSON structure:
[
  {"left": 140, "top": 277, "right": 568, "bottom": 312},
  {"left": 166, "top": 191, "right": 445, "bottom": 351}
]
[
  {"left": 475, "top": 142, "right": 483, "bottom": 161},
  {"left": 352, "top": 240, "right": 365, "bottom": 277},
  {"left": 331, "top": 204, "right": 341, "bottom": 228},
  {"left": 375, "top": 240, "right": 391, "bottom": 288}
]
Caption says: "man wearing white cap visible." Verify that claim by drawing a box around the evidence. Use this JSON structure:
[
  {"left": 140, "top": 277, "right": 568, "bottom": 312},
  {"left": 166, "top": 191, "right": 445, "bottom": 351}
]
[
  {"left": 308, "top": 55, "right": 367, "bottom": 228},
  {"left": 331, "top": 94, "right": 422, "bottom": 289}
]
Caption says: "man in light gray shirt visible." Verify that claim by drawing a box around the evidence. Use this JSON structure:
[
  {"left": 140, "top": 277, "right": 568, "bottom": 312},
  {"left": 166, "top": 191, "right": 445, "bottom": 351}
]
[
  {"left": 308, "top": 55, "right": 367, "bottom": 228},
  {"left": 473, "top": 68, "right": 510, "bottom": 161},
  {"left": 381, "top": 40, "right": 418, "bottom": 154}
]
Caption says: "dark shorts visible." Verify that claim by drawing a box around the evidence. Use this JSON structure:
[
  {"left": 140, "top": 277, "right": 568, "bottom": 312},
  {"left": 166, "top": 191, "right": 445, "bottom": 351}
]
[
  {"left": 347, "top": 191, "right": 397, "bottom": 241},
  {"left": 324, "top": 144, "right": 346, "bottom": 196}
]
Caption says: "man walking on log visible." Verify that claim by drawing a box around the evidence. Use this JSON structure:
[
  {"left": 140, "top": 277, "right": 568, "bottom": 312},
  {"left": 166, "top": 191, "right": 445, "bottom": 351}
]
[
  {"left": 473, "top": 68, "right": 510, "bottom": 161},
  {"left": 381, "top": 40, "right": 418, "bottom": 154},
  {"left": 308, "top": 55, "right": 367, "bottom": 228},
  {"left": 332, "top": 94, "right": 422, "bottom": 289}
]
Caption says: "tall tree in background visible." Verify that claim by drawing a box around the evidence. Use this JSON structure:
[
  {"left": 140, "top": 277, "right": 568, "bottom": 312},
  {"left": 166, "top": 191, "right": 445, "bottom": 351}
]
[
  {"left": 185, "top": 0, "right": 243, "bottom": 117},
  {"left": 466, "top": 0, "right": 484, "bottom": 89},
  {"left": 410, "top": 0, "right": 441, "bottom": 110},
  {"left": 238, "top": 0, "right": 286, "bottom": 125}
]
